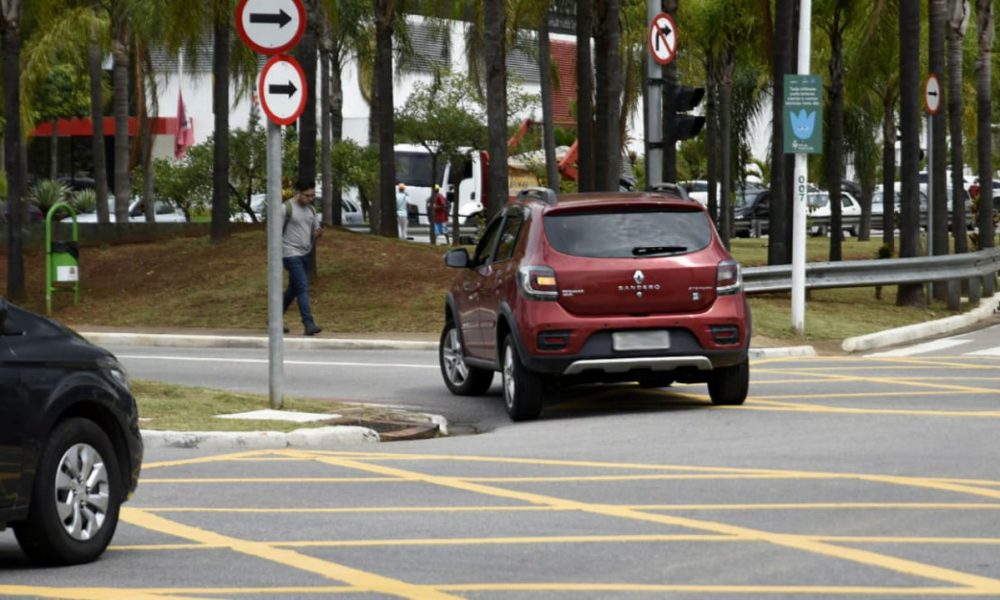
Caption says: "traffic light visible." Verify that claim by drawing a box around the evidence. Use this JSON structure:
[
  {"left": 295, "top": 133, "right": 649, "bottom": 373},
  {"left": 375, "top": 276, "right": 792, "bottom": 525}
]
[{"left": 671, "top": 86, "right": 706, "bottom": 141}]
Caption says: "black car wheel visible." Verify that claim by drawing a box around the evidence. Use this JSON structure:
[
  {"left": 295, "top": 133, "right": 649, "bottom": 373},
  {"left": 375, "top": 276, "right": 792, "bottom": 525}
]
[
  {"left": 501, "top": 334, "right": 544, "bottom": 421},
  {"left": 13, "top": 418, "right": 122, "bottom": 565},
  {"left": 439, "top": 321, "right": 493, "bottom": 395},
  {"left": 707, "top": 359, "right": 749, "bottom": 406}
]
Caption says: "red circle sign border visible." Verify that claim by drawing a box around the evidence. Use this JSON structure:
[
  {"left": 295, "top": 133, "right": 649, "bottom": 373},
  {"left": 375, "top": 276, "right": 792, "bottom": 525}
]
[
  {"left": 235, "top": 0, "right": 306, "bottom": 56},
  {"left": 924, "top": 73, "right": 942, "bottom": 116},
  {"left": 259, "top": 54, "right": 308, "bottom": 126},
  {"left": 649, "top": 12, "right": 677, "bottom": 66}
]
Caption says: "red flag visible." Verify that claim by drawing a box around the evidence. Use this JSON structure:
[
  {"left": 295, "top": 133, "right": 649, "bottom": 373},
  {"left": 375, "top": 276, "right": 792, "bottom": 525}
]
[{"left": 175, "top": 90, "right": 194, "bottom": 159}]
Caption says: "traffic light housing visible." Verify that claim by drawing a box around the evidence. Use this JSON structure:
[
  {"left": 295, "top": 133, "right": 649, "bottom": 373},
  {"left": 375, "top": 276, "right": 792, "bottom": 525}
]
[{"left": 671, "top": 86, "right": 706, "bottom": 141}]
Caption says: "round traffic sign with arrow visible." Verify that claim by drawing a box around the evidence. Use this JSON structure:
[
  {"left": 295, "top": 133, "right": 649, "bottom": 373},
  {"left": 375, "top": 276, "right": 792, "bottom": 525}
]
[
  {"left": 649, "top": 12, "right": 677, "bottom": 66},
  {"left": 924, "top": 73, "right": 942, "bottom": 116},
  {"left": 236, "top": 0, "right": 306, "bottom": 55},
  {"left": 259, "top": 55, "right": 307, "bottom": 126}
]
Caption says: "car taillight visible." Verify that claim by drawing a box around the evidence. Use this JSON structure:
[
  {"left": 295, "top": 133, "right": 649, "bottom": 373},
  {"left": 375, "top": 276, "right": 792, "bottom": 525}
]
[
  {"left": 517, "top": 265, "right": 559, "bottom": 300},
  {"left": 716, "top": 259, "right": 741, "bottom": 295}
]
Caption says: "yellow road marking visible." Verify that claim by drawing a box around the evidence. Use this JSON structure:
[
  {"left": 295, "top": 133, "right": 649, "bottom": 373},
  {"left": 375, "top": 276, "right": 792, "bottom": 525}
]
[
  {"left": 293, "top": 451, "right": 1000, "bottom": 593},
  {"left": 119, "top": 508, "right": 460, "bottom": 600},
  {"left": 0, "top": 587, "right": 210, "bottom": 600},
  {"left": 761, "top": 368, "right": 1000, "bottom": 395},
  {"left": 140, "top": 477, "right": 403, "bottom": 484},
  {"left": 141, "top": 450, "right": 274, "bottom": 470},
  {"left": 436, "top": 583, "right": 999, "bottom": 595}
]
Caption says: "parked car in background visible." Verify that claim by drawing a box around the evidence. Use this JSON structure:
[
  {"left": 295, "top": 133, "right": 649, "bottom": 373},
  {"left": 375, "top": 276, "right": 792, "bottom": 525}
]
[
  {"left": 808, "top": 191, "right": 861, "bottom": 236},
  {"left": 73, "top": 197, "right": 186, "bottom": 223},
  {"left": 439, "top": 187, "right": 751, "bottom": 421},
  {"left": 733, "top": 188, "right": 771, "bottom": 237},
  {"left": 233, "top": 193, "right": 364, "bottom": 225},
  {"left": 0, "top": 299, "right": 142, "bottom": 565}
]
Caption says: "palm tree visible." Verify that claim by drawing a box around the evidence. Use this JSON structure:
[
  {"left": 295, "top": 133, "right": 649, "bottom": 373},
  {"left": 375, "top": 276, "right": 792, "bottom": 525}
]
[
  {"left": 974, "top": 0, "right": 994, "bottom": 254},
  {"left": 484, "top": 0, "right": 508, "bottom": 218},
  {"left": 947, "top": 0, "right": 969, "bottom": 255},
  {"left": 109, "top": 0, "right": 130, "bottom": 223},
  {"left": 769, "top": 0, "right": 794, "bottom": 265},
  {"left": 211, "top": 0, "right": 230, "bottom": 241},
  {"left": 2, "top": 0, "right": 25, "bottom": 301},
  {"left": 296, "top": 0, "right": 318, "bottom": 186},
  {"left": 593, "top": 0, "right": 622, "bottom": 191},
  {"left": 87, "top": 9, "right": 110, "bottom": 224},
  {"left": 535, "top": 3, "right": 560, "bottom": 191},
  {"left": 897, "top": 0, "right": 924, "bottom": 306},
  {"left": 374, "top": 0, "right": 396, "bottom": 236},
  {"left": 576, "top": 0, "right": 594, "bottom": 192}
]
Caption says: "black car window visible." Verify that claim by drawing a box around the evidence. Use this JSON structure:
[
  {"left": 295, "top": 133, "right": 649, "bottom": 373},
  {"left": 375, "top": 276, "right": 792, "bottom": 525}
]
[
  {"left": 473, "top": 218, "right": 503, "bottom": 265},
  {"left": 494, "top": 213, "right": 525, "bottom": 262},
  {"left": 543, "top": 209, "right": 712, "bottom": 258}
]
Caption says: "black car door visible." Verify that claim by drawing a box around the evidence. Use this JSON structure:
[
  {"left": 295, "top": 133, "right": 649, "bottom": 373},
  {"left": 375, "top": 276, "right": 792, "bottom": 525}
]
[{"left": 0, "top": 331, "right": 24, "bottom": 509}]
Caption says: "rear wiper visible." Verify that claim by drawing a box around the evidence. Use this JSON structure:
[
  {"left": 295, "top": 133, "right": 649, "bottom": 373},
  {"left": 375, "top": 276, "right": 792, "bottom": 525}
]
[{"left": 632, "top": 245, "right": 687, "bottom": 256}]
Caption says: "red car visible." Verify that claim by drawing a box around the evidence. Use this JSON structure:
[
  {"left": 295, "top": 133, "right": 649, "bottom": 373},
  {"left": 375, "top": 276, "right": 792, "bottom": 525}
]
[{"left": 439, "top": 186, "right": 751, "bottom": 421}]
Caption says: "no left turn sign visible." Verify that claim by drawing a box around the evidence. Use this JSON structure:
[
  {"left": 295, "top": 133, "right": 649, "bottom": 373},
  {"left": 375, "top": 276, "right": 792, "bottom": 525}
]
[
  {"left": 259, "top": 55, "right": 307, "bottom": 126},
  {"left": 649, "top": 12, "right": 677, "bottom": 66}
]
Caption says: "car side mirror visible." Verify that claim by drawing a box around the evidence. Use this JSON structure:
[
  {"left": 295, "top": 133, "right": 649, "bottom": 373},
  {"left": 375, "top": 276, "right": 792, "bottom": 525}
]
[{"left": 444, "top": 248, "right": 471, "bottom": 269}]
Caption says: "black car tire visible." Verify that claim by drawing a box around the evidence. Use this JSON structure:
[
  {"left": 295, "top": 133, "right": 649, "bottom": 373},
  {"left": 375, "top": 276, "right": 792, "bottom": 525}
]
[
  {"left": 707, "top": 359, "right": 749, "bottom": 406},
  {"left": 13, "top": 418, "right": 122, "bottom": 565},
  {"left": 439, "top": 321, "right": 493, "bottom": 395},
  {"left": 502, "top": 334, "right": 544, "bottom": 421}
]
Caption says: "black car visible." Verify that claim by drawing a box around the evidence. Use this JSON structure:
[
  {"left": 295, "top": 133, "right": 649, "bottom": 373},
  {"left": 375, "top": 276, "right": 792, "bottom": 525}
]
[
  {"left": 0, "top": 299, "right": 142, "bottom": 565},
  {"left": 733, "top": 189, "right": 771, "bottom": 237}
]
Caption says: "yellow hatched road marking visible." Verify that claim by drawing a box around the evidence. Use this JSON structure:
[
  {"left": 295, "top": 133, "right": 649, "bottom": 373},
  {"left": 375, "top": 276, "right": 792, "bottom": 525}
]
[
  {"left": 436, "top": 583, "right": 1000, "bottom": 595},
  {"left": 290, "top": 450, "right": 1000, "bottom": 593},
  {"left": 119, "top": 508, "right": 460, "bottom": 600},
  {"left": 142, "top": 450, "right": 275, "bottom": 470},
  {"left": 0, "top": 587, "right": 210, "bottom": 600},
  {"left": 140, "top": 477, "right": 403, "bottom": 484},
  {"left": 760, "top": 368, "right": 1000, "bottom": 395}
]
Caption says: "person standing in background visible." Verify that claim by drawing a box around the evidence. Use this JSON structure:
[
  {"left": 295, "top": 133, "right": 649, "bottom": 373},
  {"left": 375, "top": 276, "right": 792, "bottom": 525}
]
[{"left": 396, "top": 183, "right": 410, "bottom": 240}]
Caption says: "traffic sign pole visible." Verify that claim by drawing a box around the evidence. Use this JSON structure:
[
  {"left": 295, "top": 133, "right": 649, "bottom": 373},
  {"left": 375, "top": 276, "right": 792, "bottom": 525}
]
[
  {"left": 267, "top": 118, "right": 284, "bottom": 410},
  {"left": 792, "top": 0, "right": 812, "bottom": 336},
  {"left": 645, "top": 4, "right": 664, "bottom": 188},
  {"left": 924, "top": 73, "right": 941, "bottom": 300}
]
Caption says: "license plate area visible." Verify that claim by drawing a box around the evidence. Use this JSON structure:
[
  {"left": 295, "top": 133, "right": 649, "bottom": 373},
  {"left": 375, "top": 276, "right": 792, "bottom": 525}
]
[{"left": 612, "top": 330, "right": 671, "bottom": 351}]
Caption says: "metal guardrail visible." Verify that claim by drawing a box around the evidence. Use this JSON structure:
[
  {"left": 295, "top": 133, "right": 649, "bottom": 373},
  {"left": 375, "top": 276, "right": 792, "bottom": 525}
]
[{"left": 743, "top": 247, "right": 1000, "bottom": 293}]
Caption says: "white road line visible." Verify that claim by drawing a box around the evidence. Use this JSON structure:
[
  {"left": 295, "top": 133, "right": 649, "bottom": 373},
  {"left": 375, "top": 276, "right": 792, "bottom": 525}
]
[
  {"left": 867, "top": 339, "right": 972, "bottom": 357},
  {"left": 116, "top": 355, "right": 437, "bottom": 369},
  {"left": 968, "top": 346, "right": 1000, "bottom": 357}
]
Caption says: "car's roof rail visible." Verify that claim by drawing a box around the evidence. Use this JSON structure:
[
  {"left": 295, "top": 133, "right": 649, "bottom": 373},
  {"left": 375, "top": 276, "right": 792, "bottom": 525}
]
[
  {"left": 649, "top": 182, "right": 685, "bottom": 196},
  {"left": 516, "top": 187, "right": 558, "bottom": 205}
]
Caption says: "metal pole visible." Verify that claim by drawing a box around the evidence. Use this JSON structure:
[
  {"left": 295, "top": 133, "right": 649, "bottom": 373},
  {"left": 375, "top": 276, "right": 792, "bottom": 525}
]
[
  {"left": 267, "top": 120, "right": 284, "bottom": 410},
  {"left": 926, "top": 112, "right": 934, "bottom": 299},
  {"left": 791, "top": 0, "right": 812, "bottom": 335},
  {"left": 645, "top": 0, "right": 663, "bottom": 188}
]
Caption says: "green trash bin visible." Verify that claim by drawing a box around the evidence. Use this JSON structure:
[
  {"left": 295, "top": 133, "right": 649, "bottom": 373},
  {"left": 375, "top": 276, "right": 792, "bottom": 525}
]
[
  {"left": 50, "top": 240, "right": 80, "bottom": 283},
  {"left": 46, "top": 202, "right": 80, "bottom": 314}
]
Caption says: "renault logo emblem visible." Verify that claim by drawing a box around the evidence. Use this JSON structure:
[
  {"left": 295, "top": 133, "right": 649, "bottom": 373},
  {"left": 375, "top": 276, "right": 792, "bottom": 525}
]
[{"left": 633, "top": 270, "right": 645, "bottom": 285}]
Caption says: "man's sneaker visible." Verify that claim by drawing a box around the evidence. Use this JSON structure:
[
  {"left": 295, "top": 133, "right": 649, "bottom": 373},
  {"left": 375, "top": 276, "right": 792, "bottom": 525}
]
[{"left": 304, "top": 322, "right": 323, "bottom": 336}]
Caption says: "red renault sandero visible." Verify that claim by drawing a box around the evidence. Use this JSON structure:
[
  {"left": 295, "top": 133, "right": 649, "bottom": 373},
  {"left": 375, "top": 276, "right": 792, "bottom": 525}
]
[{"left": 439, "top": 186, "right": 751, "bottom": 421}]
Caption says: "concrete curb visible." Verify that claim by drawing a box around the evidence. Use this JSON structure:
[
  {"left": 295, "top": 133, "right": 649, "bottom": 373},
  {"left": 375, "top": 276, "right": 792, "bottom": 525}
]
[
  {"left": 81, "top": 332, "right": 439, "bottom": 351},
  {"left": 141, "top": 425, "right": 381, "bottom": 450},
  {"left": 842, "top": 292, "right": 1000, "bottom": 353}
]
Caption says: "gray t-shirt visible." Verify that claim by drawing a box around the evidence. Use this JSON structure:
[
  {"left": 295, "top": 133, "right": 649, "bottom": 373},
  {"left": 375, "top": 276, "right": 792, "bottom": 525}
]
[{"left": 282, "top": 201, "right": 320, "bottom": 258}]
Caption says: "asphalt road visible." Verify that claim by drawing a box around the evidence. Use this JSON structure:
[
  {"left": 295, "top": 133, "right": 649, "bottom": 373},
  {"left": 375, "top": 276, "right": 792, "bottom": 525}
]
[{"left": 1, "top": 325, "right": 999, "bottom": 598}]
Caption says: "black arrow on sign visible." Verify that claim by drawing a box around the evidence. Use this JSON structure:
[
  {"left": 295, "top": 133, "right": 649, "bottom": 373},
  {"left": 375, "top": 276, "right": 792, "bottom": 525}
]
[
  {"left": 655, "top": 23, "right": 673, "bottom": 52},
  {"left": 269, "top": 81, "right": 298, "bottom": 97},
  {"left": 250, "top": 9, "right": 292, "bottom": 28}
]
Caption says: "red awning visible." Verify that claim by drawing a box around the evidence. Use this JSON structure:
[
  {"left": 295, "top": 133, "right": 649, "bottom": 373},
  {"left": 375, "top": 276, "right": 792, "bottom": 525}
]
[{"left": 32, "top": 117, "right": 181, "bottom": 138}]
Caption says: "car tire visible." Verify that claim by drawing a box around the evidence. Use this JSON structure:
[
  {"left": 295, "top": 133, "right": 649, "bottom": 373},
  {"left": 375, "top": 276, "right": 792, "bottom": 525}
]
[
  {"left": 707, "top": 359, "right": 749, "bottom": 406},
  {"left": 439, "top": 321, "right": 493, "bottom": 395},
  {"left": 501, "top": 334, "right": 544, "bottom": 421},
  {"left": 13, "top": 418, "right": 122, "bottom": 565}
]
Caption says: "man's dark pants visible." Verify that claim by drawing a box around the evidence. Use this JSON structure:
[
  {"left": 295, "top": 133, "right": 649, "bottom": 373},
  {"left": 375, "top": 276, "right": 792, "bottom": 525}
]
[{"left": 282, "top": 255, "right": 314, "bottom": 325}]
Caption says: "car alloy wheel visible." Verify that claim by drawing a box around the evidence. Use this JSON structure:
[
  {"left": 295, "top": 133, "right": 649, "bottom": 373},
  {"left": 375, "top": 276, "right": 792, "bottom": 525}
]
[
  {"left": 54, "top": 443, "right": 111, "bottom": 541},
  {"left": 442, "top": 328, "right": 470, "bottom": 386},
  {"left": 503, "top": 343, "right": 516, "bottom": 411},
  {"left": 501, "top": 334, "right": 543, "bottom": 421}
]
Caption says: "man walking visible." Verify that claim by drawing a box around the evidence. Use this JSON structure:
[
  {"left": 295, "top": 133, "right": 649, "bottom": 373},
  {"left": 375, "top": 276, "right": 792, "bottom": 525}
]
[
  {"left": 283, "top": 179, "right": 323, "bottom": 336},
  {"left": 396, "top": 182, "right": 410, "bottom": 240}
]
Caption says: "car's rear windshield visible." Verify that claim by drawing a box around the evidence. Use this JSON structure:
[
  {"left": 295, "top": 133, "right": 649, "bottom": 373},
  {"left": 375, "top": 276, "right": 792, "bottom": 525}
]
[{"left": 543, "top": 209, "right": 712, "bottom": 258}]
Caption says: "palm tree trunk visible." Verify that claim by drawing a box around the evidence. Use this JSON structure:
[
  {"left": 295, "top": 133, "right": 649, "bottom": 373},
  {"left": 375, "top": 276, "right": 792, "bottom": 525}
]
[
  {"left": 111, "top": 29, "right": 130, "bottom": 223},
  {"left": 2, "top": 9, "right": 25, "bottom": 301},
  {"left": 947, "top": 0, "right": 968, "bottom": 255},
  {"left": 331, "top": 46, "right": 344, "bottom": 227},
  {"left": 484, "top": 0, "right": 508, "bottom": 218},
  {"left": 375, "top": 0, "right": 396, "bottom": 237},
  {"left": 975, "top": 0, "right": 994, "bottom": 252},
  {"left": 50, "top": 119, "right": 58, "bottom": 179},
  {"left": 296, "top": 0, "right": 318, "bottom": 185},
  {"left": 897, "top": 0, "right": 924, "bottom": 306},
  {"left": 929, "top": 0, "right": 948, "bottom": 292},
  {"left": 87, "top": 37, "right": 109, "bottom": 224},
  {"left": 538, "top": 9, "right": 559, "bottom": 192},
  {"left": 320, "top": 26, "right": 333, "bottom": 227},
  {"left": 211, "top": 10, "right": 230, "bottom": 241},
  {"left": 593, "top": 0, "right": 622, "bottom": 192},
  {"left": 661, "top": 0, "right": 678, "bottom": 183},
  {"left": 575, "top": 0, "right": 594, "bottom": 192},
  {"left": 718, "top": 61, "right": 733, "bottom": 249},
  {"left": 706, "top": 61, "right": 718, "bottom": 225},
  {"left": 769, "top": 0, "right": 793, "bottom": 265},
  {"left": 881, "top": 104, "right": 896, "bottom": 253},
  {"left": 827, "top": 15, "right": 845, "bottom": 262}
]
